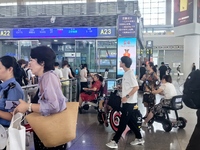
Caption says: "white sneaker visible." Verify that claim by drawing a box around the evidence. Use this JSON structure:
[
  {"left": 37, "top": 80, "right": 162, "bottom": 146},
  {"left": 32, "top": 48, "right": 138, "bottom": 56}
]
[
  {"left": 130, "top": 138, "right": 145, "bottom": 146},
  {"left": 106, "top": 140, "right": 118, "bottom": 149},
  {"left": 142, "top": 122, "right": 148, "bottom": 128}
]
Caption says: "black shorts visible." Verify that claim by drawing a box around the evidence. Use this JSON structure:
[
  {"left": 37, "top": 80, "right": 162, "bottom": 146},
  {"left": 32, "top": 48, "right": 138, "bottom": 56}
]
[{"left": 143, "top": 93, "right": 155, "bottom": 107}]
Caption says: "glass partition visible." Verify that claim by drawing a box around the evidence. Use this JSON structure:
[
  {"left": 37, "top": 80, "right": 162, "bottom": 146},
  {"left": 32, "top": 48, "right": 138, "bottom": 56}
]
[{"left": 75, "top": 40, "right": 96, "bottom": 72}]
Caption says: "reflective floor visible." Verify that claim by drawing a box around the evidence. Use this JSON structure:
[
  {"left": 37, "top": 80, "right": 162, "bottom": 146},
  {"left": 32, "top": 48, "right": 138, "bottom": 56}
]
[{"left": 28, "top": 80, "right": 197, "bottom": 150}]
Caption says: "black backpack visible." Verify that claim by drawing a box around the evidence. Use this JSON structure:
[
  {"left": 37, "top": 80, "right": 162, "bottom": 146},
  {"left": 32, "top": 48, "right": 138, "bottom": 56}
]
[
  {"left": 107, "top": 90, "right": 121, "bottom": 111},
  {"left": 182, "top": 69, "right": 200, "bottom": 109}
]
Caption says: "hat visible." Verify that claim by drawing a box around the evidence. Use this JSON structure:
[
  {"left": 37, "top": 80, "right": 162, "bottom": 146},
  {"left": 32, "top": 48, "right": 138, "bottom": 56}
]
[{"left": 0, "top": 124, "right": 7, "bottom": 149}]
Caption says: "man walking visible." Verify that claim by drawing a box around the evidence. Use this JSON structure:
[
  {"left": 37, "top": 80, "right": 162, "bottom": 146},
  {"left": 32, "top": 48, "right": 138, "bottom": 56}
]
[
  {"left": 106, "top": 56, "right": 144, "bottom": 149},
  {"left": 159, "top": 62, "right": 167, "bottom": 80}
]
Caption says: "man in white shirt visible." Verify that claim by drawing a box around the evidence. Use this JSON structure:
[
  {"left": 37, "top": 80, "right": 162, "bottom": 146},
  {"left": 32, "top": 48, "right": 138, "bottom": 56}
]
[
  {"left": 54, "top": 62, "right": 63, "bottom": 79},
  {"left": 106, "top": 56, "right": 144, "bottom": 149}
]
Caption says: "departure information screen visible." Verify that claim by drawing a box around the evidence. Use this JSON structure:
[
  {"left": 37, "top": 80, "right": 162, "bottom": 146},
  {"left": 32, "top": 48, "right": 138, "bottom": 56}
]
[
  {"left": 13, "top": 27, "right": 98, "bottom": 38},
  {"left": 0, "top": 27, "right": 116, "bottom": 39}
]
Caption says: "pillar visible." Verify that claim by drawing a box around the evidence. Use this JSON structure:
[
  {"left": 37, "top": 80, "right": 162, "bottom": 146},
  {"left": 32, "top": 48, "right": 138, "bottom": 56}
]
[
  {"left": 0, "top": 41, "right": 2, "bottom": 57},
  {"left": 183, "top": 35, "right": 200, "bottom": 78},
  {"left": 17, "top": 0, "right": 26, "bottom": 16},
  {"left": 166, "top": 0, "right": 172, "bottom": 25},
  {"left": 87, "top": 0, "right": 96, "bottom": 15},
  {"left": 17, "top": 0, "right": 25, "bottom": 5}
]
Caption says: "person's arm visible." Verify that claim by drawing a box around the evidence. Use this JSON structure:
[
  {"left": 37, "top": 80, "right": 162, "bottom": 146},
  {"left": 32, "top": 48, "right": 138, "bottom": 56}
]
[
  {"left": 17, "top": 73, "right": 64, "bottom": 115},
  {"left": 84, "top": 70, "right": 87, "bottom": 78},
  {"left": 0, "top": 110, "right": 12, "bottom": 121},
  {"left": 141, "top": 74, "right": 146, "bottom": 81},
  {"left": 68, "top": 68, "right": 74, "bottom": 78},
  {"left": 16, "top": 99, "right": 40, "bottom": 113},
  {"left": 152, "top": 88, "right": 163, "bottom": 94},
  {"left": 121, "top": 86, "right": 139, "bottom": 103}
]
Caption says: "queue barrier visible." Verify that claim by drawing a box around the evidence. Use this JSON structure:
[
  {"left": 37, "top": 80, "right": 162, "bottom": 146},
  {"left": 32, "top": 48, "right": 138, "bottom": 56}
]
[{"left": 21, "top": 78, "right": 78, "bottom": 102}]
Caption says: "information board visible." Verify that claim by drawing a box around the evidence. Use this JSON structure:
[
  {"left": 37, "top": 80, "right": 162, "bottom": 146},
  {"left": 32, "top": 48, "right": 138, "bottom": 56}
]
[{"left": 117, "top": 15, "right": 137, "bottom": 37}]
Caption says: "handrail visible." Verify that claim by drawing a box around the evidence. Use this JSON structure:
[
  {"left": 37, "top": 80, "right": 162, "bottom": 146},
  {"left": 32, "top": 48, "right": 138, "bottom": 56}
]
[{"left": 21, "top": 84, "right": 38, "bottom": 89}]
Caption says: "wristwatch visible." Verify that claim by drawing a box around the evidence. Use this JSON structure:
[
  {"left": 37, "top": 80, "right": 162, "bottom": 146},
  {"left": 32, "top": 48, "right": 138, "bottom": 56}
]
[{"left": 126, "top": 94, "right": 130, "bottom": 98}]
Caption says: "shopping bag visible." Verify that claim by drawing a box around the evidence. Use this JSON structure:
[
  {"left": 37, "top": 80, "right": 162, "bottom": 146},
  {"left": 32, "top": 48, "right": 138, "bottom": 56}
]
[
  {"left": 0, "top": 124, "right": 7, "bottom": 150},
  {"left": 6, "top": 112, "right": 26, "bottom": 150},
  {"left": 26, "top": 102, "right": 79, "bottom": 147}
]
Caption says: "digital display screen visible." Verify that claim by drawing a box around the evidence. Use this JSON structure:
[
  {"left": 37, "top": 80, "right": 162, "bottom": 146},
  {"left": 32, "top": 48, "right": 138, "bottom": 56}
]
[
  {"left": 118, "top": 15, "right": 137, "bottom": 37},
  {"left": 107, "top": 80, "right": 116, "bottom": 91},
  {"left": 98, "top": 27, "right": 116, "bottom": 37},
  {"left": 13, "top": 27, "right": 98, "bottom": 38},
  {"left": 174, "top": 0, "right": 193, "bottom": 27},
  {"left": 117, "top": 38, "right": 136, "bottom": 76},
  {"left": 0, "top": 29, "right": 13, "bottom": 39}
]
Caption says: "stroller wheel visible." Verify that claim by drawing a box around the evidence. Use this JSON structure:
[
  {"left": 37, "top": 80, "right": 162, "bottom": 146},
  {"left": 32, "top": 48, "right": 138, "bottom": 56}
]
[
  {"left": 178, "top": 117, "right": 187, "bottom": 129},
  {"left": 162, "top": 119, "right": 172, "bottom": 132}
]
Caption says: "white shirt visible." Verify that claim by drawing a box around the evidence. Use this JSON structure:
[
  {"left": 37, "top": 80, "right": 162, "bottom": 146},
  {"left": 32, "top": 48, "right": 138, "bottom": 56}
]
[
  {"left": 104, "top": 71, "right": 108, "bottom": 79},
  {"left": 122, "top": 69, "right": 138, "bottom": 103},
  {"left": 80, "top": 69, "right": 87, "bottom": 82},
  {"left": 24, "top": 68, "right": 34, "bottom": 85},
  {"left": 54, "top": 68, "right": 63, "bottom": 79},
  {"left": 160, "top": 82, "right": 177, "bottom": 99},
  {"left": 61, "top": 67, "right": 71, "bottom": 79}
]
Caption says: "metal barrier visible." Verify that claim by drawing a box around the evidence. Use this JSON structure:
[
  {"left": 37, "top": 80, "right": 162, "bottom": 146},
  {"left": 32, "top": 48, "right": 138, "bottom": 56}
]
[
  {"left": 21, "top": 78, "right": 78, "bottom": 102},
  {"left": 61, "top": 78, "right": 78, "bottom": 102},
  {"left": 22, "top": 84, "right": 38, "bottom": 102}
]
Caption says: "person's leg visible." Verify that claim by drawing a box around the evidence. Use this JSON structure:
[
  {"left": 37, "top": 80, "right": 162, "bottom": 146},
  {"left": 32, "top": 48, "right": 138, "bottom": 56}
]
[
  {"left": 79, "top": 95, "right": 83, "bottom": 107},
  {"left": 186, "top": 109, "right": 200, "bottom": 150},
  {"left": 143, "top": 111, "right": 154, "bottom": 124},
  {"left": 128, "top": 109, "right": 144, "bottom": 145},
  {"left": 112, "top": 104, "right": 130, "bottom": 143}
]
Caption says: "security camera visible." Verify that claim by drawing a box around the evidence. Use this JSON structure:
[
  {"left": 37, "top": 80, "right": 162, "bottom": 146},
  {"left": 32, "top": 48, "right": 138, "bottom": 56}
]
[{"left": 50, "top": 16, "right": 56, "bottom": 24}]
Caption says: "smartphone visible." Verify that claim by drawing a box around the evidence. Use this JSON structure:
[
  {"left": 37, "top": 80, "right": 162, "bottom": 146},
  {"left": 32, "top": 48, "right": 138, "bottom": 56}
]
[{"left": 5, "top": 101, "right": 19, "bottom": 110}]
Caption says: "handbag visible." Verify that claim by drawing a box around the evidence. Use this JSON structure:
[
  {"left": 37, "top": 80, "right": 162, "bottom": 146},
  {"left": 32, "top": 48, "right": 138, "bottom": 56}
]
[
  {"left": 25, "top": 102, "right": 79, "bottom": 147},
  {"left": 7, "top": 112, "right": 26, "bottom": 150},
  {"left": 0, "top": 124, "right": 7, "bottom": 150}
]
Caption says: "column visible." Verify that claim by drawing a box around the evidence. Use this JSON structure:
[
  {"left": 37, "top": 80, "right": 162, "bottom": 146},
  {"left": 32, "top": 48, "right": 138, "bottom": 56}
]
[
  {"left": 183, "top": 35, "right": 200, "bottom": 78},
  {"left": 117, "top": 0, "right": 125, "bottom": 13},
  {"left": 17, "top": 0, "right": 26, "bottom": 16},
  {"left": 17, "top": 0, "right": 25, "bottom": 5},
  {"left": 87, "top": 0, "right": 96, "bottom": 15},
  {"left": 0, "top": 41, "right": 2, "bottom": 57},
  {"left": 165, "top": 0, "right": 172, "bottom": 25}
]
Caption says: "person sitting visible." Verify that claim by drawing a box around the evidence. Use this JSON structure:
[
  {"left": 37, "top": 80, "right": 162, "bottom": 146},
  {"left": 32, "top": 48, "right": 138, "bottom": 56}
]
[
  {"left": 79, "top": 74, "right": 103, "bottom": 113},
  {"left": 142, "top": 75, "right": 177, "bottom": 127}
]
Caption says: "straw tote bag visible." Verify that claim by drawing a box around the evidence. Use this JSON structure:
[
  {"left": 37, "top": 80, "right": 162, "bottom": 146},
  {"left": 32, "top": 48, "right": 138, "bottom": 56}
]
[{"left": 26, "top": 102, "right": 79, "bottom": 147}]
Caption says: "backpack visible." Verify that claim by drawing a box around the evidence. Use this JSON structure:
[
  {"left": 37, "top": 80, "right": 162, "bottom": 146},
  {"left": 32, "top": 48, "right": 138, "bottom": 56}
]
[
  {"left": 107, "top": 90, "right": 121, "bottom": 111},
  {"left": 182, "top": 69, "right": 200, "bottom": 109}
]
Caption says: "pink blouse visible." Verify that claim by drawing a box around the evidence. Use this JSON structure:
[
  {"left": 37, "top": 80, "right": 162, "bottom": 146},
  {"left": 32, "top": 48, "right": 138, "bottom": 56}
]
[{"left": 38, "top": 71, "right": 67, "bottom": 116}]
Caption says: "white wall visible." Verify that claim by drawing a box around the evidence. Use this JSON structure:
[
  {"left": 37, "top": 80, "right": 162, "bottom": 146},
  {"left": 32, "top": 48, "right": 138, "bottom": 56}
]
[{"left": 144, "top": 35, "right": 184, "bottom": 46}]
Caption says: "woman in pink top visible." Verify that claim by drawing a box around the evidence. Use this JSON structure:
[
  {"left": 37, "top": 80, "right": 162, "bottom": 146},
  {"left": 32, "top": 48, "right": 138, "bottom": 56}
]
[{"left": 16, "top": 46, "right": 67, "bottom": 150}]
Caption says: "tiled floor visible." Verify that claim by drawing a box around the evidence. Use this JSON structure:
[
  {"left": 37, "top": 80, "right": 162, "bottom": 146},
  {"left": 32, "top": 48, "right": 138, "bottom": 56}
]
[{"left": 28, "top": 80, "right": 197, "bottom": 150}]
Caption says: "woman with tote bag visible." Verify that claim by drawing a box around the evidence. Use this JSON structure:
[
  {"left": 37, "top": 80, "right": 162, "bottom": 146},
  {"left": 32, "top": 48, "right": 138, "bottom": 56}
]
[{"left": 16, "top": 46, "right": 67, "bottom": 150}]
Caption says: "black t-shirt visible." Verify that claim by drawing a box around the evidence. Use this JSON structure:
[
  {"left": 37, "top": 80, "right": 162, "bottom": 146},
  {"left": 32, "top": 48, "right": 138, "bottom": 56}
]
[
  {"left": 140, "top": 67, "right": 146, "bottom": 79},
  {"left": 159, "top": 66, "right": 167, "bottom": 75}
]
